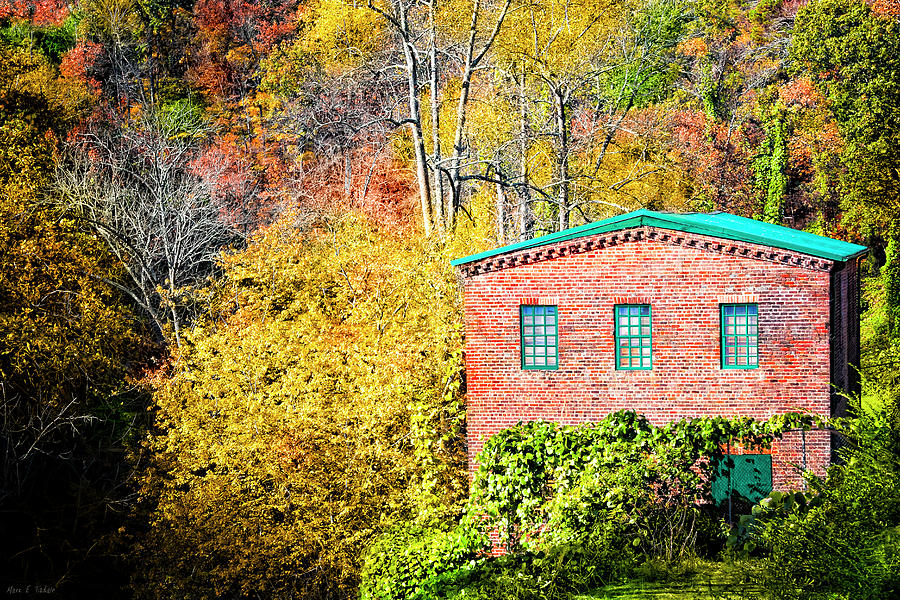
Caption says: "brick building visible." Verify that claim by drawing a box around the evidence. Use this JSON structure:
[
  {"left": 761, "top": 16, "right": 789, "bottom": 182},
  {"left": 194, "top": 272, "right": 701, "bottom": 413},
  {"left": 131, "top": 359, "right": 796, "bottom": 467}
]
[{"left": 452, "top": 210, "right": 867, "bottom": 495}]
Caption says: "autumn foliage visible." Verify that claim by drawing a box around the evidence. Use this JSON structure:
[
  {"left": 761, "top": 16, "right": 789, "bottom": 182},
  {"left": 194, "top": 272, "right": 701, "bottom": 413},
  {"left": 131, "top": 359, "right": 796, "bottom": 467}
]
[
  {"left": 0, "top": 40, "right": 141, "bottom": 592},
  {"left": 130, "top": 214, "right": 467, "bottom": 599},
  {"left": 189, "top": 0, "right": 299, "bottom": 98},
  {"left": 0, "top": 0, "right": 68, "bottom": 25},
  {"left": 3, "top": 0, "right": 900, "bottom": 596}
]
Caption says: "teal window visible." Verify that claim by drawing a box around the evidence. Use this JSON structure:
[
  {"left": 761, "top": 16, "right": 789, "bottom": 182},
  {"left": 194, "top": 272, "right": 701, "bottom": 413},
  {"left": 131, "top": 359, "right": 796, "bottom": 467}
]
[
  {"left": 721, "top": 304, "right": 759, "bottom": 369},
  {"left": 521, "top": 305, "right": 558, "bottom": 370},
  {"left": 615, "top": 304, "right": 652, "bottom": 370}
]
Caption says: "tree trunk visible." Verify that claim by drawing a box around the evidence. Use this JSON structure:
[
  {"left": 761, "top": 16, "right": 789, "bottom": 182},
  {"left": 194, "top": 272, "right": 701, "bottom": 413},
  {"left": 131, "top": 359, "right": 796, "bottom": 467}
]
[
  {"left": 495, "top": 179, "right": 506, "bottom": 244},
  {"left": 447, "top": 0, "right": 480, "bottom": 230},
  {"left": 429, "top": 1, "right": 445, "bottom": 235},
  {"left": 554, "top": 87, "right": 570, "bottom": 231},
  {"left": 447, "top": 0, "right": 512, "bottom": 231},
  {"left": 400, "top": 9, "right": 433, "bottom": 236},
  {"left": 517, "top": 66, "right": 534, "bottom": 241}
]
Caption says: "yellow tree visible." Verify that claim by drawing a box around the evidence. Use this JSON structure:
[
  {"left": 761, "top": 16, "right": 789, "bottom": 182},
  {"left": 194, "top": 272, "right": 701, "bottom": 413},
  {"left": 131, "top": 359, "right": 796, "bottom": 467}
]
[
  {"left": 490, "top": 0, "right": 689, "bottom": 233},
  {"left": 0, "top": 42, "right": 140, "bottom": 590},
  {"left": 132, "top": 213, "right": 468, "bottom": 599}
]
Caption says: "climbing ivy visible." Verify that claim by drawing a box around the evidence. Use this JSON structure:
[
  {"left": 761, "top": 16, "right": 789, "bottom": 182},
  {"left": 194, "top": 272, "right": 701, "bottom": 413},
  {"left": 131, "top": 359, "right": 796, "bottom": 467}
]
[
  {"left": 883, "top": 234, "right": 900, "bottom": 331},
  {"left": 471, "top": 410, "right": 825, "bottom": 550},
  {"left": 754, "top": 114, "right": 788, "bottom": 224}
]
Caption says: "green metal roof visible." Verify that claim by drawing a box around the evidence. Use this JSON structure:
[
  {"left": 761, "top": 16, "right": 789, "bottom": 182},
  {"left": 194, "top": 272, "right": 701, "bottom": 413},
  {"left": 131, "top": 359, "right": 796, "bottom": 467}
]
[{"left": 450, "top": 209, "right": 868, "bottom": 267}]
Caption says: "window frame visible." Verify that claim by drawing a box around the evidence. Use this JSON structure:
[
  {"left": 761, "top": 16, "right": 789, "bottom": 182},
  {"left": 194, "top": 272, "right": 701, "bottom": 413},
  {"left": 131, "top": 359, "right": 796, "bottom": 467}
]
[
  {"left": 614, "top": 304, "right": 653, "bottom": 371},
  {"left": 520, "top": 305, "right": 559, "bottom": 371},
  {"left": 720, "top": 303, "right": 759, "bottom": 370}
]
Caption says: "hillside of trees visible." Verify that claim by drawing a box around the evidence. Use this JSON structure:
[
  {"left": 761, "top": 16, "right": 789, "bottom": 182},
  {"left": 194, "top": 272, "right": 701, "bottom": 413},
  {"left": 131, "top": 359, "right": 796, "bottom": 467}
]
[{"left": 1, "top": 0, "right": 899, "bottom": 598}]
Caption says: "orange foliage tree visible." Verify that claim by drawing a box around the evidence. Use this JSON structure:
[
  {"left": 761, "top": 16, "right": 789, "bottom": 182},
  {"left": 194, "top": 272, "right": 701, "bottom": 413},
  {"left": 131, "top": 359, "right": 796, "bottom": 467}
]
[{"left": 190, "top": 0, "right": 299, "bottom": 100}]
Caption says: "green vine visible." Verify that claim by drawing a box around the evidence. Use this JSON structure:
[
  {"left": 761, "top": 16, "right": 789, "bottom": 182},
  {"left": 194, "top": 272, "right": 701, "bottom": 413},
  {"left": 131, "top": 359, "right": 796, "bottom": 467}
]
[
  {"left": 883, "top": 234, "right": 900, "bottom": 333},
  {"left": 471, "top": 410, "right": 826, "bottom": 552},
  {"left": 700, "top": 61, "right": 720, "bottom": 122},
  {"left": 754, "top": 114, "right": 788, "bottom": 224}
]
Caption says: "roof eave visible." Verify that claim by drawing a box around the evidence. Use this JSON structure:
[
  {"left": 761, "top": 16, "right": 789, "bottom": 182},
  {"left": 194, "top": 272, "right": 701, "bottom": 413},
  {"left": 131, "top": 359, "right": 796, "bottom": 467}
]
[{"left": 450, "top": 211, "right": 868, "bottom": 268}]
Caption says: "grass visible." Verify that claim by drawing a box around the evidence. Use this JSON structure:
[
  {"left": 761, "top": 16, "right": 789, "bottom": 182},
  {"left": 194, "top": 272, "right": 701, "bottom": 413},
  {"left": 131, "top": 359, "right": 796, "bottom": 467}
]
[{"left": 577, "top": 559, "right": 766, "bottom": 600}]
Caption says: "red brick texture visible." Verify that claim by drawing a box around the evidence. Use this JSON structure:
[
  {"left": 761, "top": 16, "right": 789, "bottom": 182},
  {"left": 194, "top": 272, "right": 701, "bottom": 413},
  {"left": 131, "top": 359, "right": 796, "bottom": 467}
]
[{"left": 460, "top": 226, "right": 836, "bottom": 490}]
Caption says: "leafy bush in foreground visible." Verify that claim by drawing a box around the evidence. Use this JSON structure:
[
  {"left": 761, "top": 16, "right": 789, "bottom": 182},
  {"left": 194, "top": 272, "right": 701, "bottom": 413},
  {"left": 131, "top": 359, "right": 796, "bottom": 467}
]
[
  {"left": 752, "top": 400, "right": 900, "bottom": 600},
  {"left": 362, "top": 410, "right": 817, "bottom": 598},
  {"left": 359, "top": 516, "right": 489, "bottom": 600},
  {"left": 442, "top": 532, "right": 635, "bottom": 600},
  {"left": 472, "top": 411, "right": 815, "bottom": 554}
]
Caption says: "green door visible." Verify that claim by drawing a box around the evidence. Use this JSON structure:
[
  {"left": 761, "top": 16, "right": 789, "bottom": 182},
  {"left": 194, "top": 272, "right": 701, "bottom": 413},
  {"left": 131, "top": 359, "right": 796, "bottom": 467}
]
[{"left": 711, "top": 454, "right": 773, "bottom": 505}]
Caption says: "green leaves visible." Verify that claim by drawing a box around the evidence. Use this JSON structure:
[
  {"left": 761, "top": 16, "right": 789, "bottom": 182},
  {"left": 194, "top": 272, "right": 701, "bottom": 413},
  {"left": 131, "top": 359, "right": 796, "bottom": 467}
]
[
  {"left": 738, "top": 400, "right": 900, "bottom": 599},
  {"left": 471, "top": 410, "right": 822, "bottom": 553},
  {"left": 360, "top": 516, "right": 490, "bottom": 600},
  {"left": 791, "top": 0, "right": 900, "bottom": 237}
]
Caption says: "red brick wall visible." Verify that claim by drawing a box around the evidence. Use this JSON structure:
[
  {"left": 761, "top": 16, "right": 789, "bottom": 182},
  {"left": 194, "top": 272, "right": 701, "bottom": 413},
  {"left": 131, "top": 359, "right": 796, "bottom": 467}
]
[{"left": 461, "top": 228, "right": 833, "bottom": 489}]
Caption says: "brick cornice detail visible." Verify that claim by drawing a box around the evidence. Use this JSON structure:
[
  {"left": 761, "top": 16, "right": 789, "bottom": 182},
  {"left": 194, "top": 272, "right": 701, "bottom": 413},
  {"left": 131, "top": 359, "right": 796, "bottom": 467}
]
[{"left": 458, "top": 226, "right": 835, "bottom": 277}]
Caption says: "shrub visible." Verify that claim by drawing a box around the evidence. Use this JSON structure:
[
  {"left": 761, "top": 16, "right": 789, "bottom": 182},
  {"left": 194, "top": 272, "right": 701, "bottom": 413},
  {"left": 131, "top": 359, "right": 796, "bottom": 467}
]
[
  {"left": 364, "top": 410, "right": 823, "bottom": 599},
  {"left": 440, "top": 533, "right": 634, "bottom": 600},
  {"left": 471, "top": 410, "right": 814, "bottom": 556},
  {"left": 761, "top": 505, "right": 900, "bottom": 599},
  {"left": 741, "top": 393, "right": 900, "bottom": 599},
  {"left": 359, "top": 515, "right": 490, "bottom": 600}
]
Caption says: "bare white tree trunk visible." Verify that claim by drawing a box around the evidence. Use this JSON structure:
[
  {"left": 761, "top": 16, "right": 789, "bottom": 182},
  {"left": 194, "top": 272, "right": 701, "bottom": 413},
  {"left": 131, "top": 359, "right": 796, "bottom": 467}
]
[
  {"left": 447, "top": 0, "right": 512, "bottom": 230},
  {"left": 429, "top": 0, "right": 445, "bottom": 235},
  {"left": 369, "top": 0, "right": 434, "bottom": 235},
  {"left": 403, "top": 34, "right": 434, "bottom": 235},
  {"left": 517, "top": 65, "right": 534, "bottom": 241},
  {"left": 554, "top": 86, "right": 571, "bottom": 231}
]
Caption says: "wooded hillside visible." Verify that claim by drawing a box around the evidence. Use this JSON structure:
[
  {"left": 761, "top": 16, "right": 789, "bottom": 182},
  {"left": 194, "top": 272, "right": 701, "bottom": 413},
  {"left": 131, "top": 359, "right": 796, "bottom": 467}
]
[{"left": 1, "top": 0, "right": 899, "bottom": 598}]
